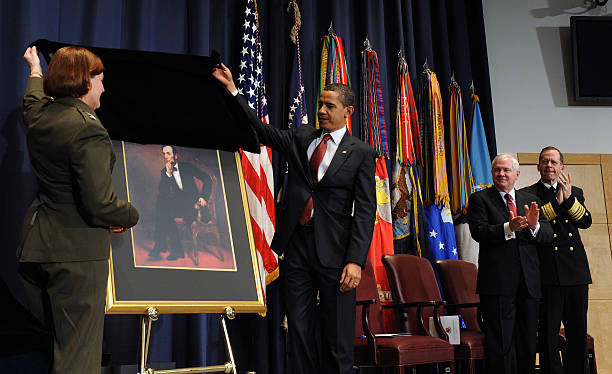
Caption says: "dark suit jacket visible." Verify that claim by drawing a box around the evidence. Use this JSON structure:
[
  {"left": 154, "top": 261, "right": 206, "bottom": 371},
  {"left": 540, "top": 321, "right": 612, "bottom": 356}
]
[
  {"left": 158, "top": 161, "right": 211, "bottom": 222},
  {"left": 236, "top": 95, "right": 376, "bottom": 269},
  {"left": 521, "top": 182, "right": 592, "bottom": 286},
  {"left": 18, "top": 77, "right": 139, "bottom": 263},
  {"left": 467, "top": 187, "right": 553, "bottom": 298}
]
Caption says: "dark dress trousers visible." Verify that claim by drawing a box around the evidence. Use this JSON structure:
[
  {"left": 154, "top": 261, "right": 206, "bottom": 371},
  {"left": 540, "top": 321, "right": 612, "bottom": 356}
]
[
  {"left": 521, "top": 182, "right": 592, "bottom": 374},
  {"left": 19, "top": 77, "right": 139, "bottom": 374},
  {"left": 235, "top": 95, "right": 376, "bottom": 374},
  {"left": 467, "top": 187, "right": 552, "bottom": 374},
  {"left": 152, "top": 161, "right": 211, "bottom": 257}
]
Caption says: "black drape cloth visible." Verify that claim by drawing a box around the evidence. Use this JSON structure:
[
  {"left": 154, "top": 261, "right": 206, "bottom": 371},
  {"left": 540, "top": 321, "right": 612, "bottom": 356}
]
[
  {"left": 0, "top": 1, "right": 496, "bottom": 373},
  {"left": 34, "top": 39, "right": 260, "bottom": 152}
]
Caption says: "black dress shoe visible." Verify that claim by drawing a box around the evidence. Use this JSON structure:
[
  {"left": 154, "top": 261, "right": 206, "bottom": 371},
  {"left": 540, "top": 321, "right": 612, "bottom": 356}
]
[
  {"left": 166, "top": 253, "right": 184, "bottom": 261},
  {"left": 148, "top": 252, "right": 163, "bottom": 261}
]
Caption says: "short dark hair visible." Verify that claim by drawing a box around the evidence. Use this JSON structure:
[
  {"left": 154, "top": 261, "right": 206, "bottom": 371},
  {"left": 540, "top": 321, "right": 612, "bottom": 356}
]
[
  {"left": 539, "top": 146, "right": 564, "bottom": 164},
  {"left": 162, "top": 145, "right": 177, "bottom": 155},
  {"left": 43, "top": 46, "right": 104, "bottom": 98},
  {"left": 323, "top": 83, "right": 354, "bottom": 107}
]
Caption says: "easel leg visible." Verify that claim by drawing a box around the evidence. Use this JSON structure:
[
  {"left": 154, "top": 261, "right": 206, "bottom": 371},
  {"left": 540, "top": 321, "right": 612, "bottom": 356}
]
[{"left": 135, "top": 307, "right": 237, "bottom": 374}]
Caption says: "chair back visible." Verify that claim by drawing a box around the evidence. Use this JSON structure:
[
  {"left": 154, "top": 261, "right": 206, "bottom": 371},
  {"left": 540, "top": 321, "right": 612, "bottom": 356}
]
[
  {"left": 382, "top": 254, "right": 442, "bottom": 335},
  {"left": 435, "top": 259, "right": 481, "bottom": 331},
  {"left": 355, "top": 259, "right": 385, "bottom": 337}
]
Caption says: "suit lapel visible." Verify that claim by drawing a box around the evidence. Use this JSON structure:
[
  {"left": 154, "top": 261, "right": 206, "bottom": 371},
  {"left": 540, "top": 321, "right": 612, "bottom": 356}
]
[
  {"left": 487, "top": 186, "right": 509, "bottom": 219},
  {"left": 318, "top": 132, "right": 354, "bottom": 185}
]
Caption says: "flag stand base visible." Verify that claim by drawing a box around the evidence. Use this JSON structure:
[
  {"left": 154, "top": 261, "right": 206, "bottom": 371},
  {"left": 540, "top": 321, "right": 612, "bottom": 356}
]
[{"left": 137, "top": 306, "right": 237, "bottom": 374}]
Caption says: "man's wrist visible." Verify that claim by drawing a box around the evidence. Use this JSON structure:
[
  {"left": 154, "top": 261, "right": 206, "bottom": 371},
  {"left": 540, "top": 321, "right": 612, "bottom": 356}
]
[{"left": 29, "top": 71, "right": 43, "bottom": 78}]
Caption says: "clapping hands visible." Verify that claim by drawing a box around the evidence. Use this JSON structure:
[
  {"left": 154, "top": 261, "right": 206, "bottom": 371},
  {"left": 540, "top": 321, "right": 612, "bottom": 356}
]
[{"left": 509, "top": 201, "right": 539, "bottom": 232}]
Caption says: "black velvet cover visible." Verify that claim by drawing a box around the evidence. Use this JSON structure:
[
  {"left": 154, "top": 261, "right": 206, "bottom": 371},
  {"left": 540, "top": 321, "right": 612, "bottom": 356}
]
[{"left": 33, "top": 39, "right": 259, "bottom": 153}]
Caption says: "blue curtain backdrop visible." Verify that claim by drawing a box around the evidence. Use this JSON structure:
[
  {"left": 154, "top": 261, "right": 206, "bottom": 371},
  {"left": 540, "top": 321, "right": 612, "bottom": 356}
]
[{"left": 0, "top": 0, "right": 496, "bottom": 373}]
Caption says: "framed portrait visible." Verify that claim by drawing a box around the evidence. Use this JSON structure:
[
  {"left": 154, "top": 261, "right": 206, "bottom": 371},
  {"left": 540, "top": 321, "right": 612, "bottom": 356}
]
[{"left": 105, "top": 141, "right": 265, "bottom": 314}]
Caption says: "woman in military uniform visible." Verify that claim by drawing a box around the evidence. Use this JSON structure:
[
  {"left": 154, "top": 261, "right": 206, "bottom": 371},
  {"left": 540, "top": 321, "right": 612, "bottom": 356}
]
[{"left": 20, "top": 46, "right": 139, "bottom": 374}]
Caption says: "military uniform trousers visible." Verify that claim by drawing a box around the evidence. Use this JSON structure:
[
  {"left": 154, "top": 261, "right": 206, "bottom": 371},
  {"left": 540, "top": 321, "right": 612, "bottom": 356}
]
[{"left": 19, "top": 259, "right": 108, "bottom": 374}]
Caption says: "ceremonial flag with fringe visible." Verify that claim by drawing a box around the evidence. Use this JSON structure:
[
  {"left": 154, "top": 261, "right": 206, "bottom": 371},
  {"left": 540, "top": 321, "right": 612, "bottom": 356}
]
[
  {"left": 448, "top": 82, "right": 474, "bottom": 215},
  {"left": 457, "top": 92, "right": 493, "bottom": 266},
  {"left": 469, "top": 94, "right": 493, "bottom": 192},
  {"left": 360, "top": 42, "right": 394, "bottom": 329},
  {"left": 237, "top": 0, "right": 278, "bottom": 300},
  {"left": 318, "top": 26, "right": 352, "bottom": 133},
  {"left": 418, "top": 68, "right": 457, "bottom": 262},
  {"left": 278, "top": 0, "right": 308, "bottom": 200},
  {"left": 391, "top": 53, "right": 427, "bottom": 257}
]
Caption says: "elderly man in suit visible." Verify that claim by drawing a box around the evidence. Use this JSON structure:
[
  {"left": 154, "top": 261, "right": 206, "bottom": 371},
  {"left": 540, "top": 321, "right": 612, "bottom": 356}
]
[
  {"left": 151, "top": 145, "right": 212, "bottom": 261},
  {"left": 467, "top": 153, "right": 553, "bottom": 374},
  {"left": 521, "top": 146, "right": 592, "bottom": 374},
  {"left": 213, "top": 63, "right": 376, "bottom": 374}
]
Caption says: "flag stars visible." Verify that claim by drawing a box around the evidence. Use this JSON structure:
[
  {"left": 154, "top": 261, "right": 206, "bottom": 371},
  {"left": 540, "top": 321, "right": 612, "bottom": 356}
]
[
  {"left": 237, "top": 74, "right": 246, "bottom": 83},
  {"left": 242, "top": 33, "right": 250, "bottom": 43},
  {"left": 243, "top": 20, "right": 251, "bottom": 29},
  {"left": 237, "top": 88, "right": 244, "bottom": 95},
  {"left": 241, "top": 47, "right": 248, "bottom": 57},
  {"left": 245, "top": 7, "right": 252, "bottom": 16},
  {"left": 293, "top": 97, "right": 301, "bottom": 104},
  {"left": 289, "top": 104, "right": 297, "bottom": 112},
  {"left": 439, "top": 242, "right": 445, "bottom": 250},
  {"left": 429, "top": 230, "right": 438, "bottom": 238},
  {"left": 452, "top": 248, "right": 457, "bottom": 255},
  {"left": 255, "top": 66, "right": 262, "bottom": 76},
  {"left": 247, "top": 87, "right": 256, "bottom": 98},
  {"left": 239, "top": 60, "right": 247, "bottom": 70}
]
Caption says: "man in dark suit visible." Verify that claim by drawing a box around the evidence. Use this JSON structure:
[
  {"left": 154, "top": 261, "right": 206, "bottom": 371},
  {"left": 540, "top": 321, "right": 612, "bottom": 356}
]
[
  {"left": 151, "top": 145, "right": 212, "bottom": 261},
  {"left": 521, "top": 146, "right": 592, "bottom": 374},
  {"left": 213, "top": 64, "right": 376, "bottom": 374},
  {"left": 467, "top": 153, "right": 553, "bottom": 374}
]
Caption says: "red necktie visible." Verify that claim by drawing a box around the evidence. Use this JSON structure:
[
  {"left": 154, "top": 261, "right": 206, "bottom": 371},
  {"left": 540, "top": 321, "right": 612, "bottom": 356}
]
[
  {"left": 299, "top": 134, "right": 332, "bottom": 225},
  {"left": 505, "top": 193, "right": 517, "bottom": 217}
]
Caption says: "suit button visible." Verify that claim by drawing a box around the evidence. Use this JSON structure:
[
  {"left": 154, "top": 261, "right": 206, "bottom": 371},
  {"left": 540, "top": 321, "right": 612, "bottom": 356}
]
[
  {"left": 552, "top": 220, "right": 556, "bottom": 224},
  {"left": 554, "top": 234, "right": 557, "bottom": 238},
  {"left": 570, "top": 247, "right": 574, "bottom": 251},
  {"left": 569, "top": 233, "right": 573, "bottom": 237},
  {"left": 565, "top": 219, "right": 569, "bottom": 223},
  {"left": 554, "top": 247, "right": 558, "bottom": 251}
]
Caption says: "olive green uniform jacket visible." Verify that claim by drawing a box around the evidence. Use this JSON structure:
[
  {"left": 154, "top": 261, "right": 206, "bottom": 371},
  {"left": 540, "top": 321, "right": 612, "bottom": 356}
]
[{"left": 19, "top": 77, "right": 139, "bottom": 262}]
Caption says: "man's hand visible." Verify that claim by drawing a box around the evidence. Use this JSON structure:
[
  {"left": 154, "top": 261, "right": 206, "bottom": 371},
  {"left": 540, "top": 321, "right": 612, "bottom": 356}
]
[
  {"left": 339, "top": 263, "right": 361, "bottom": 292},
  {"left": 110, "top": 227, "right": 128, "bottom": 233},
  {"left": 558, "top": 171, "right": 572, "bottom": 202},
  {"left": 525, "top": 201, "right": 540, "bottom": 229},
  {"left": 212, "top": 63, "right": 237, "bottom": 93},
  {"left": 196, "top": 197, "right": 207, "bottom": 208},
  {"left": 509, "top": 210, "right": 528, "bottom": 232},
  {"left": 24, "top": 46, "right": 42, "bottom": 75}
]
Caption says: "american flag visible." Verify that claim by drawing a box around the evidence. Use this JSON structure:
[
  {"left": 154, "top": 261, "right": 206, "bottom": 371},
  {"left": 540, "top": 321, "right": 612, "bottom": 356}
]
[{"left": 237, "top": 0, "right": 278, "bottom": 293}]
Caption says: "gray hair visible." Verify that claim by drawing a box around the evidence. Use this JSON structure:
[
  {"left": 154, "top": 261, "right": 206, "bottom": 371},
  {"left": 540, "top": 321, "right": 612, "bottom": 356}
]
[{"left": 491, "top": 153, "right": 519, "bottom": 171}]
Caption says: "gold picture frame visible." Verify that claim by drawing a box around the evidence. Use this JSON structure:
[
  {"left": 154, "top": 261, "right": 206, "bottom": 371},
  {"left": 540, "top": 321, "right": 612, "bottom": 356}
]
[{"left": 105, "top": 141, "right": 265, "bottom": 314}]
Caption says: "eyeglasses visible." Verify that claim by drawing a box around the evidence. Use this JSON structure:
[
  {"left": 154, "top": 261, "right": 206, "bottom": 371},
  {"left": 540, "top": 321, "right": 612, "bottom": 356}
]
[{"left": 539, "top": 159, "right": 560, "bottom": 166}]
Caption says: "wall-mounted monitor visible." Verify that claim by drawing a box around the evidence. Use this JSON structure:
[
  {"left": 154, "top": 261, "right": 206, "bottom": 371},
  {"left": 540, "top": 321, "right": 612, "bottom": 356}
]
[{"left": 571, "top": 16, "right": 612, "bottom": 103}]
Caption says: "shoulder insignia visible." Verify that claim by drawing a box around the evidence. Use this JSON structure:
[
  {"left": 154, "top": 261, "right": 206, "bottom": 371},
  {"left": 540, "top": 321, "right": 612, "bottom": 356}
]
[{"left": 85, "top": 112, "right": 97, "bottom": 120}]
